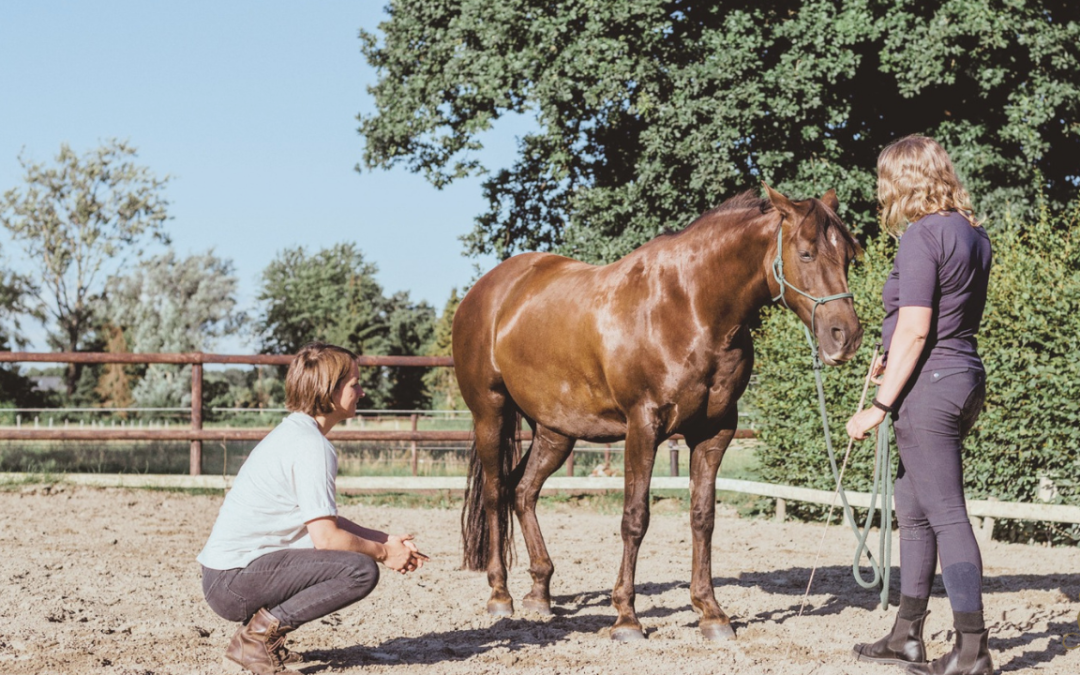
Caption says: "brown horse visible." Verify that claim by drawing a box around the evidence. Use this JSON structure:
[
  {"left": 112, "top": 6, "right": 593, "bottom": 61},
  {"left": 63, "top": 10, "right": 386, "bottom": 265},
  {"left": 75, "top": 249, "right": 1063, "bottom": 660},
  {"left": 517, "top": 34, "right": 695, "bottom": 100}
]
[{"left": 452, "top": 185, "right": 862, "bottom": 642}]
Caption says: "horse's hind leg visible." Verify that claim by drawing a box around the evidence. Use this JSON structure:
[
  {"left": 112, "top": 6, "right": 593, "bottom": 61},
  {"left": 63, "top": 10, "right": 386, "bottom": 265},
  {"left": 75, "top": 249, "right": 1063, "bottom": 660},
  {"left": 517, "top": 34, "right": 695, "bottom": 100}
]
[
  {"left": 514, "top": 425, "right": 575, "bottom": 615},
  {"left": 686, "top": 409, "right": 739, "bottom": 641},
  {"left": 473, "top": 408, "right": 517, "bottom": 616}
]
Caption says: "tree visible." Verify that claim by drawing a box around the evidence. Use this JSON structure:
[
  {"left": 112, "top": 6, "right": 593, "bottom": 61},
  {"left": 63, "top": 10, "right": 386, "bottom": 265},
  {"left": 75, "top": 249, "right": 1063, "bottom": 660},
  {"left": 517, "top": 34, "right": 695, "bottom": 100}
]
[
  {"left": 0, "top": 263, "right": 48, "bottom": 409},
  {"left": 0, "top": 140, "right": 170, "bottom": 392},
  {"left": 255, "top": 243, "right": 386, "bottom": 355},
  {"left": 0, "top": 266, "right": 34, "bottom": 352},
  {"left": 254, "top": 243, "right": 435, "bottom": 408},
  {"left": 101, "top": 249, "right": 242, "bottom": 408},
  {"left": 424, "top": 288, "right": 465, "bottom": 410},
  {"left": 383, "top": 290, "right": 436, "bottom": 410},
  {"left": 95, "top": 324, "right": 134, "bottom": 416},
  {"left": 359, "top": 1, "right": 1080, "bottom": 263}
]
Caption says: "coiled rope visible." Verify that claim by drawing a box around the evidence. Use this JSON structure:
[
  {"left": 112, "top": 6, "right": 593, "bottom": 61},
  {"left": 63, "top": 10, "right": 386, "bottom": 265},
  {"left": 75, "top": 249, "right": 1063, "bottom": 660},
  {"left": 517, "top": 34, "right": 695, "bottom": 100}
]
[
  {"left": 798, "top": 338, "right": 894, "bottom": 614},
  {"left": 770, "top": 219, "right": 893, "bottom": 612}
]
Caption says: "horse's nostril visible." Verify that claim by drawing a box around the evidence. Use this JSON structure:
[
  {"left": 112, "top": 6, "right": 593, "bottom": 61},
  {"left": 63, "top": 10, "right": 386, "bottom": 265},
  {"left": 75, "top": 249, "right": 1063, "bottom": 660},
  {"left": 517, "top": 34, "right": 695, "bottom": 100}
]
[{"left": 831, "top": 327, "right": 846, "bottom": 346}]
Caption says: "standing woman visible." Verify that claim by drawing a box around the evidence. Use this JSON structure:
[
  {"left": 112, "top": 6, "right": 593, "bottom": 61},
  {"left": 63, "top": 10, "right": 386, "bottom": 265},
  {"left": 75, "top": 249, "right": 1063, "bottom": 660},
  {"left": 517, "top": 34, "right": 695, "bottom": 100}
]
[
  {"left": 847, "top": 136, "right": 993, "bottom": 675},
  {"left": 198, "top": 342, "right": 427, "bottom": 674}
]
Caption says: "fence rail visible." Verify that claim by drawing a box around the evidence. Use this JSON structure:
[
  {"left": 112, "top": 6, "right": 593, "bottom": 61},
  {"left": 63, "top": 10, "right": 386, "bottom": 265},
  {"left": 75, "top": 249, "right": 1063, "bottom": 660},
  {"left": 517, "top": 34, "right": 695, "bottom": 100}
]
[
  {"left": 3, "top": 351, "right": 1075, "bottom": 539},
  {"left": 0, "top": 351, "right": 754, "bottom": 476},
  {"left": 8, "top": 473, "right": 1076, "bottom": 540},
  {"left": 0, "top": 352, "right": 454, "bottom": 367},
  {"left": 0, "top": 351, "right": 446, "bottom": 475}
]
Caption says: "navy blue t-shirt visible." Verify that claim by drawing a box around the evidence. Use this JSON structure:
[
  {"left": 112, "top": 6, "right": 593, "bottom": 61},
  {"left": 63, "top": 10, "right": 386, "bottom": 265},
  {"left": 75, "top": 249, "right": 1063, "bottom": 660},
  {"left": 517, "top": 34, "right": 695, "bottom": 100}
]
[{"left": 881, "top": 211, "right": 992, "bottom": 373}]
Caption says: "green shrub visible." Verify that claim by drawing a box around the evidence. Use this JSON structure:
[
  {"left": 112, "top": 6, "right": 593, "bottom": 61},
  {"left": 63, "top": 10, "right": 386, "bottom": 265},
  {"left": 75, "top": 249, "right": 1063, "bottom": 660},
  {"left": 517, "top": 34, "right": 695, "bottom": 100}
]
[{"left": 747, "top": 191, "right": 1080, "bottom": 541}]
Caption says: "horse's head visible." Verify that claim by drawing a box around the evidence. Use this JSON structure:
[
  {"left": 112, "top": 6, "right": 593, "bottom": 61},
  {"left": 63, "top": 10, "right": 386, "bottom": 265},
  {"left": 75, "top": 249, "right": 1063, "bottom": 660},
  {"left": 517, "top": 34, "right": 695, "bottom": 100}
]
[{"left": 764, "top": 184, "right": 863, "bottom": 366}]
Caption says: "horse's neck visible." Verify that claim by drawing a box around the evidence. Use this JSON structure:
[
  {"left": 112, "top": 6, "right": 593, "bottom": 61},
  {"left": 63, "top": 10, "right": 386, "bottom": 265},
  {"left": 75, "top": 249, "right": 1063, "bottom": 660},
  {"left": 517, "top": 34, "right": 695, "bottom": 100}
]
[{"left": 679, "top": 212, "right": 777, "bottom": 329}]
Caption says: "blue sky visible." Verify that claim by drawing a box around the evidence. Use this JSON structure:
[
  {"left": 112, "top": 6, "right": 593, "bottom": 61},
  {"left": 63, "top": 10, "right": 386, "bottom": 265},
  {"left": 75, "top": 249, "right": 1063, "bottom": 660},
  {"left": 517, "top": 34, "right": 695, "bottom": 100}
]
[{"left": 0, "top": 2, "right": 531, "bottom": 352}]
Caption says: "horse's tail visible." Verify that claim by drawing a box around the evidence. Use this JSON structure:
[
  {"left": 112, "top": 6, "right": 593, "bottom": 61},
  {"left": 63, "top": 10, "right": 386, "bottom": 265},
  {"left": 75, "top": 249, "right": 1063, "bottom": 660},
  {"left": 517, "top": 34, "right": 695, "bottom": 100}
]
[{"left": 461, "top": 412, "right": 525, "bottom": 572}]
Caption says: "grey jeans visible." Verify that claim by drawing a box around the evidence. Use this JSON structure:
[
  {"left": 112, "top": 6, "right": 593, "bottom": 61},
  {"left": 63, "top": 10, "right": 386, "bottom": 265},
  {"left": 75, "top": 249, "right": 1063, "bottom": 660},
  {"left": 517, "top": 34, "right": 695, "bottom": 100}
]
[{"left": 202, "top": 548, "right": 379, "bottom": 627}]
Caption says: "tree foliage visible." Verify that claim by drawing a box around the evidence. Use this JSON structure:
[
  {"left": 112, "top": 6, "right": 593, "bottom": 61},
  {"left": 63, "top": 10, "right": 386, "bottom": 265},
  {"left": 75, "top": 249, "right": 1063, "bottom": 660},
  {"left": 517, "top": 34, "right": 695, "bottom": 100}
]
[
  {"left": 95, "top": 324, "right": 134, "bottom": 415},
  {"left": 423, "top": 288, "right": 465, "bottom": 410},
  {"left": 0, "top": 140, "right": 170, "bottom": 392},
  {"left": 359, "top": 0, "right": 1080, "bottom": 263},
  {"left": 101, "top": 249, "right": 242, "bottom": 408},
  {"left": 254, "top": 243, "right": 435, "bottom": 409}
]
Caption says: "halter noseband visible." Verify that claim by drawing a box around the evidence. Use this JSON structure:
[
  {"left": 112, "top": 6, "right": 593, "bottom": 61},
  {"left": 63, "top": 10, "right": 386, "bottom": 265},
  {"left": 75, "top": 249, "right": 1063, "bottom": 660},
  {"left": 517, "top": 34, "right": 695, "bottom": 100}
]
[{"left": 770, "top": 218, "right": 854, "bottom": 344}]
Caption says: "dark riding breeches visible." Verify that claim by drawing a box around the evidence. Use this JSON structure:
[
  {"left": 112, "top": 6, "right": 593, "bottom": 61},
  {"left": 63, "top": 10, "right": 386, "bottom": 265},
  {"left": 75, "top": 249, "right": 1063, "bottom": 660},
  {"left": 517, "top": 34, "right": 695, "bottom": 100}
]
[
  {"left": 892, "top": 366, "right": 986, "bottom": 613},
  {"left": 201, "top": 548, "right": 379, "bottom": 627}
]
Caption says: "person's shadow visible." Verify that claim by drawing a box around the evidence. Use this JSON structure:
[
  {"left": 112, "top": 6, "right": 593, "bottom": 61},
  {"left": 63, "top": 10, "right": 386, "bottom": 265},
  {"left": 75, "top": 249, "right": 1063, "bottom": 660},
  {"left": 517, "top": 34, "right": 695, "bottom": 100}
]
[{"left": 298, "top": 566, "right": 1080, "bottom": 673}]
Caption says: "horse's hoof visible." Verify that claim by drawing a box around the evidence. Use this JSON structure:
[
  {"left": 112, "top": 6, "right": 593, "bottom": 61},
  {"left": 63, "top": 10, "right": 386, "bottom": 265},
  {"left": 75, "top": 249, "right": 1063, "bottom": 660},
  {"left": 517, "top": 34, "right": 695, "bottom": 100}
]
[
  {"left": 521, "top": 599, "right": 553, "bottom": 616},
  {"left": 700, "top": 622, "right": 736, "bottom": 641},
  {"left": 486, "top": 600, "right": 514, "bottom": 617},
  {"left": 610, "top": 626, "right": 646, "bottom": 642}
]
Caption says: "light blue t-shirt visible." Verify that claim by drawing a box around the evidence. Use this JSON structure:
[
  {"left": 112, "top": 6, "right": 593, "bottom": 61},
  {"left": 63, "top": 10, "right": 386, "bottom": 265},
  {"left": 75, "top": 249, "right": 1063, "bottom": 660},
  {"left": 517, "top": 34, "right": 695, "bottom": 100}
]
[{"left": 197, "top": 412, "right": 338, "bottom": 570}]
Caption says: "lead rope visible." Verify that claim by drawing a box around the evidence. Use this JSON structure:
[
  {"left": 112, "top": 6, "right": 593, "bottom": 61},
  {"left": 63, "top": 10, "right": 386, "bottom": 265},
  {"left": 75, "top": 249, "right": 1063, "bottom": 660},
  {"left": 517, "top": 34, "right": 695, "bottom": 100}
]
[
  {"left": 770, "top": 222, "right": 893, "bottom": 613},
  {"left": 804, "top": 331, "right": 895, "bottom": 612},
  {"left": 797, "top": 344, "right": 894, "bottom": 615}
]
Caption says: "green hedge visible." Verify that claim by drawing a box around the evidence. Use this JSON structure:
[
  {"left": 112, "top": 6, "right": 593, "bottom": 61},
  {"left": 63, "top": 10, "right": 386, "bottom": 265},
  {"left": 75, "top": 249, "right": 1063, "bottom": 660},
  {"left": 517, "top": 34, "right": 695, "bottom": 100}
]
[{"left": 747, "top": 193, "right": 1080, "bottom": 543}]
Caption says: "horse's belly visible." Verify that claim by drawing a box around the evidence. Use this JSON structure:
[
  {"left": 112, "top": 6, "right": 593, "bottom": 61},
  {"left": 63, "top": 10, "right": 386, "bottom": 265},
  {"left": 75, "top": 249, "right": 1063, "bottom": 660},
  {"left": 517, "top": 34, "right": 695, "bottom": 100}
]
[{"left": 502, "top": 369, "right": 627, "bottom": 442}]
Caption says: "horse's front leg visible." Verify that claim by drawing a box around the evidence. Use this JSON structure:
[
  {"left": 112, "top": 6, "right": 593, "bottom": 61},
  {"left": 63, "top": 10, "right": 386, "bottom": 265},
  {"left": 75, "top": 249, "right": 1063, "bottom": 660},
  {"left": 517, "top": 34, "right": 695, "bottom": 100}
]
[
  {"left": 514, "top": 426, "right": 576, "bottom": 615},
  {"left": 686, "top": 409, "right": 738, "bottom": 641},
  {"left": 610, "top": 415, "right": 659, "bottom": 641}
]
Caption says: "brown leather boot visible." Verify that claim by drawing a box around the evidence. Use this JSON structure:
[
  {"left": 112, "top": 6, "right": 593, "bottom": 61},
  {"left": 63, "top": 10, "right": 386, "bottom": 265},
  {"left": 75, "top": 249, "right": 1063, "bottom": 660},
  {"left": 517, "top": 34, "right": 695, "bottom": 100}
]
[
  {"left": 853, "top": 611, "right": 929, "bottom": 666},
  {"left": 223, "top": 607, "right": 297, "bottom": 674},
  {"left": 906, "top": 629, "right": 993, "bottom": 675}
]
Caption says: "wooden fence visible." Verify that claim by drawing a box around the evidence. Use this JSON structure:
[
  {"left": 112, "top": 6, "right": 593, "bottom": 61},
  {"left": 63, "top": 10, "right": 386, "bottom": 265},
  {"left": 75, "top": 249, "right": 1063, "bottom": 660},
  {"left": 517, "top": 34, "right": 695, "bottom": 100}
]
[
  {"left": 1, "top": 351, "right": 1076, "bottom": 539},
  {"left": 0, "top": 351, "right": 751, "bottom": 477}
]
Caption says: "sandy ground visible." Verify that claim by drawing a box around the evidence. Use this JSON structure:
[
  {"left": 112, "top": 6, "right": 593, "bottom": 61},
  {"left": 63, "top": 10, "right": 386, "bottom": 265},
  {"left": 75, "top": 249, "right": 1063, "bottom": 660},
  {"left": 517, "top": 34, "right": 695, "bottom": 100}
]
[{"left": 1, "top": 485, "right": 1077, "bottom": 675}]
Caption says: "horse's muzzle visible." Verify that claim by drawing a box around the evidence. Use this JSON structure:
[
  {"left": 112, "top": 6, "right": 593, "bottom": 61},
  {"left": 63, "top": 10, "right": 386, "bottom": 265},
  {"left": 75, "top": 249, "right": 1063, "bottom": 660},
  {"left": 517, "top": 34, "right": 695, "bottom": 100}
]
[{"left": 818, "top": 323, "right": 863, "bottom": 366}]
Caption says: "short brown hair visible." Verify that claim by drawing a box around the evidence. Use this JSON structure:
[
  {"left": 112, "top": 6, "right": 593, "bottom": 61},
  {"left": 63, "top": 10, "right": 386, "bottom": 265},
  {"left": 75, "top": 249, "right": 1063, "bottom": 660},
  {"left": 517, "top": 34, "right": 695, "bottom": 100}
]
[
  {"left": 877, "top": 135, "right": 976, "bottom": 237},
  {"left": 285, "top": 342, "right": 358, "bottom": 416}
]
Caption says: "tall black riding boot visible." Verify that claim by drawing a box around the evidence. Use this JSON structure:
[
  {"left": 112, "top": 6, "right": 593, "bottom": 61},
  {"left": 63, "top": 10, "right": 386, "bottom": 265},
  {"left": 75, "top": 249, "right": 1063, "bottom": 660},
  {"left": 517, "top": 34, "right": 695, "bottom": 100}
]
[
  {"left": 906, "top": 628, "right": 993, "bottom": 675},
  {"left": 853, "top": 596, "right": 929, "bottom": 667}
]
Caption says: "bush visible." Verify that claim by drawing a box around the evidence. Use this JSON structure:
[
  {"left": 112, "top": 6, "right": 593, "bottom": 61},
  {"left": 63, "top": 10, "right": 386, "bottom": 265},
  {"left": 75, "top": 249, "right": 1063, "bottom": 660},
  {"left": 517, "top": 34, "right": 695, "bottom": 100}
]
[{"left": 747, "top": 191, "right": 1080, "bottom": 542}]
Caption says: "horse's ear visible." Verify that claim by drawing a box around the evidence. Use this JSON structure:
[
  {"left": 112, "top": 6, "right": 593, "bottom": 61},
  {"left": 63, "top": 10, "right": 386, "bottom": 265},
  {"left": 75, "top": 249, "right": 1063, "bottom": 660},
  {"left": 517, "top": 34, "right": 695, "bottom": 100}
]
[
  {"left": 762, "top": 183, "right": 796, "bottom": 220},
  {"left": 821, "top": 189, "right": 840, "bottom": 213}
]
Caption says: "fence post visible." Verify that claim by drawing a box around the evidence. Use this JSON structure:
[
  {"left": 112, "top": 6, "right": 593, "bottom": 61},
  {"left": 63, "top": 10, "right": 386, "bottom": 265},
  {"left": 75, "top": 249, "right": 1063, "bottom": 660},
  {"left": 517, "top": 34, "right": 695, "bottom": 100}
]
[
  {"left": 410, "top": 413, "right": 419, "bottom": 477},
  {"left": 190, "top": 363, "right": 203, "bottom": 476},
  {"left": 566, "top": 450, "right": 575, "bottom": 477},
  {"left": 668, "top": 439, "right": 679, "bottom": 477}
]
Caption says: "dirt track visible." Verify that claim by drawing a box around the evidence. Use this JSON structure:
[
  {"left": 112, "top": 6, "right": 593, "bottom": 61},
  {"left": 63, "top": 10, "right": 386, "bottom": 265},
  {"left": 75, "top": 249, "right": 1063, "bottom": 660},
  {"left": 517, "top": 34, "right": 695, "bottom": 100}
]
[{"left": 1, "top": 485, "right": 1077, "bottom": 674}]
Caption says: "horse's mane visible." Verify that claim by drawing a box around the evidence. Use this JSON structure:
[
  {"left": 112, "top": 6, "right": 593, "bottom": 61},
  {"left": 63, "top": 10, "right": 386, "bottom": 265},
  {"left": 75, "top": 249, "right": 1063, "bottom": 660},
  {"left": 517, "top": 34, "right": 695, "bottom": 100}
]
[
  {"left": 652, "top": 192, "right": 771, "bottom": 240},
  {"left": 705, "top": 191, "right": 774, "bottom": 217},
  {"left": 664, "top": 190, "right": 861, "bottom": 257}
]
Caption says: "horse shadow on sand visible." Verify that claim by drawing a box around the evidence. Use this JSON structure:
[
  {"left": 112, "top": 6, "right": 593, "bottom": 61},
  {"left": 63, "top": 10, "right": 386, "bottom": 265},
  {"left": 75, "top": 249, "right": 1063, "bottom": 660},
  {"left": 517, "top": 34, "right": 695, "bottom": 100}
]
[{"left": 297, "top": 566, "right": 1079, "bottom": 673}]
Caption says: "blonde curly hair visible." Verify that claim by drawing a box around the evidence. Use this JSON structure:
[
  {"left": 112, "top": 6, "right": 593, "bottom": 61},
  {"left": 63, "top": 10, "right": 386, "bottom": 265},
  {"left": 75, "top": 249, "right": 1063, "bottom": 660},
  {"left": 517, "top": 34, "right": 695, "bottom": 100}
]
[{"left": 877, "top": 135, "right": 976, "bottom": 237}]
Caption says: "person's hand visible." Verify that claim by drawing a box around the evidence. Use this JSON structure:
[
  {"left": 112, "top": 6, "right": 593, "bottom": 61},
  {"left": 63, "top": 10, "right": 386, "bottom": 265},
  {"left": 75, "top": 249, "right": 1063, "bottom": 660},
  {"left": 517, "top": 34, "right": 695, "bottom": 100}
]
[
  {"left": 870, "top": 354, "right": 886, "bottom": 386},
  {"left": 846, "top": 406, "right": 887, "bottom": 441},
  {"left": 381, "top": 534, "right": 429, "bottom": 574}
]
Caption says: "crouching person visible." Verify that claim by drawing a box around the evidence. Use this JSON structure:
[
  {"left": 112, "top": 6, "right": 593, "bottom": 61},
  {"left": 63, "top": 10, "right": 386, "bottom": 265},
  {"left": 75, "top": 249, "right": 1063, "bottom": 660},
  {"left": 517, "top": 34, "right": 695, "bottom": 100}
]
[{"left": 197, "top": 342, "right": 427, "bottom": 674}]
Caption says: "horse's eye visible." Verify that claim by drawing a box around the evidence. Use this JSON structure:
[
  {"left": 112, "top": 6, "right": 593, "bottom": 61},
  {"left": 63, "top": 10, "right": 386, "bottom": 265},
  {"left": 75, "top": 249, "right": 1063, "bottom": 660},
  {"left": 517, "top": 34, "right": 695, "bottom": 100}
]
[{"left": 799, "top": 251, "right": 813, "bottom": 261}]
